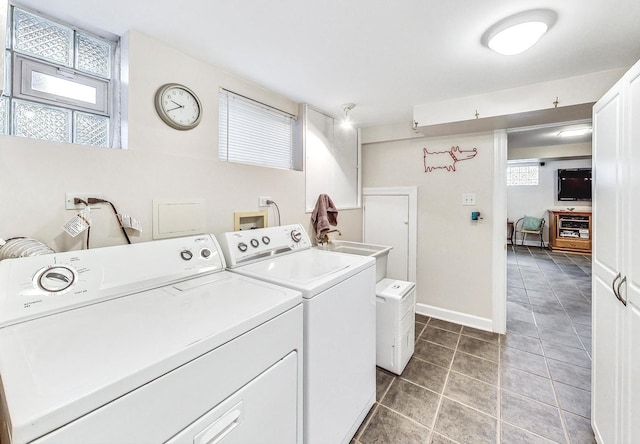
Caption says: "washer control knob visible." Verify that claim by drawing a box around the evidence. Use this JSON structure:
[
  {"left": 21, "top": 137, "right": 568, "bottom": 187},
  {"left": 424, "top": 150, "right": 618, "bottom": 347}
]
[
  {"left": 238, "top": 242, "right": 248, "bottom": 252},
  {"left": 180, "top": 250, "right": 193, "bottom": 261},
  {"left": 201, "top": 248, "right": 212, "bottom": 259},
  {"left": 291, "top": 229, "right": 302, "bottom": 243},
  {"left": 262, "top": 236, "right": 271, "bottom": 245},
  {"left": 250, "top": 238, "right": 259, "bottom": 248},
  {"left": 37, "top": 266, "right": 76, "bottom": 293}
]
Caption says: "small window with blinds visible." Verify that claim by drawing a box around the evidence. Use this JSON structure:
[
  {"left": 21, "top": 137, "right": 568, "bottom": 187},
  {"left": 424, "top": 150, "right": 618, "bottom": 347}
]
[{"left": 218, "top": 89, "right": 301, "bottom": 170}]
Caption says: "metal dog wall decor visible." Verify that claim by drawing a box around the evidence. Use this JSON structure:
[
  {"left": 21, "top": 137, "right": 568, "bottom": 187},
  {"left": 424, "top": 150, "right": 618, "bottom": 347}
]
[{"left": 423, "top": 146, "right": 478, "bottom": 173}]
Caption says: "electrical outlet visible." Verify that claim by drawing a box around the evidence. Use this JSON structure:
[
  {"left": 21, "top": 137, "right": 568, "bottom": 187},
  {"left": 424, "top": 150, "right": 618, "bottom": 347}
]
[
  {"left": 65, "top": 193, "right": 103, "bottom": 210},
  {"left": 462, "top": 193, "right": 476, "bottom": 206},
  {"left": 259, "top": 196, "right": 272, "bottom": 207}
]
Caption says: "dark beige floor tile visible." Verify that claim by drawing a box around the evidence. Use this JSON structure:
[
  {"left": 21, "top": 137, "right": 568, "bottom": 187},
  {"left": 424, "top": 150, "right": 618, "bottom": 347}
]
[
  {"left": 422, "top": 326, "right": 459, "bottom": 349},
  {"left": 416, "top": 321, "right": 426, "bottom": 339},
  {"left": 501, "top": 365, "right": 556, "bottom": 406},
  {"left": 501, "top": 391, "right": 565, "bottom": 442},
  {"left": 451, "top": 351, "right": 498, "bottom": 385},
  {"left": 434, "top": 398, "right": 496, "bottom": 444},
  {"left": 500, "top": 422, "right": 558, "bottom": 444},
  {"left": 401, "top": 357, "right": 449, "bottom": 393},
  {"left": 428, "top": 318, "right": 462, "bottom": 334},
  {"left": 429, "top": 433, "right": 457, "bottom": 444},
  {"left": 414, "top": 340, "right": 455, "bottom": 368},
  {"left": 563, "top": 411, "right": 596, "bottom": 444},
  {"left": 443, "top": 371, "right": 497, "bottom": 416},
  {"left": 500, "top": 346, "right": 549, "bottom": 377},
  {"left": 554, "top": 381, "right": 591, "bottom": 418},
  {"left": 359, "top": 405, "right": 430, "bottom": 444},
  {"left": 457, "top": 335, "right": 499, "bottom": 362},
  {"left": 376, "top": 367, "right": 395, "bottom": 401},
  {"left": 543, "top": 343, "right": 591, "bottom": 369},
  {"left": 381, "top": 378, "right": 440, "bottom": 427},
  {"left": 547, "top": 359, "right": 591, "bottom": 391},
  {"left": 474, "top": 329, "right": 502, "bottom": 346},
  {"left": 416, "top": 313, "right": 430, "bottom": 323},
  {"left": 353, "top": 403, "right": 377, "bottom": 441},
  {"left": 502, "top": 332, "right": 543, "bottom": 355}
]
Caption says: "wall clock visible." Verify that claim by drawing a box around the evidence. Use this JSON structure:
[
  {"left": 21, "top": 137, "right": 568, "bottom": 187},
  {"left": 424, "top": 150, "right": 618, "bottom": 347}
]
[{"left": 154, "top": 83, "right": 202, "bottom": 130}]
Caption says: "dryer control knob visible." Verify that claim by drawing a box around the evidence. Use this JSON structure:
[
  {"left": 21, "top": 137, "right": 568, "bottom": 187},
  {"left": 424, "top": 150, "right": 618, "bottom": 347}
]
[
  {"left": 201, "top": 248, "right": 212, "bottom": 259},
  {"left": 291, "top": 229, "right": 302, "bottom": 243},
  {"left": 262, "top": 236, "right": 271, "bottom": 245},
  {"left": 180, "top": 250, "right": 193, "bottom": 261},
  {"left": 36, "top": 266, "right": 76, "bottom": 293},
  {"left": 250, "top": 238, "right": 259, "bottom": 248},
  {"left": 237, "top": 242, "right": 248, "bottom": 252}
]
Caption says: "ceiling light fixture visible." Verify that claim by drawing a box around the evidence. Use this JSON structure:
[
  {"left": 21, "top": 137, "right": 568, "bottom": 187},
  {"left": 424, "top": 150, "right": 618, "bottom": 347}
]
[
  {"left": 341, "top": 103, "right": 355, "bottom": 128},
  {"left": 558, "top": 128, "right": 592, "bottom": 137},
  {"left": 482, "top": 9, "right": 557, "bottom": 56}
]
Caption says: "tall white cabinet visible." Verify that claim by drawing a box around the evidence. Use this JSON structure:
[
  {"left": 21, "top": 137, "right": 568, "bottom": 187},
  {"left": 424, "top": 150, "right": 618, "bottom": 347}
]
[{"left": 592, "top": 58, "right": 640, "bottom": 444}]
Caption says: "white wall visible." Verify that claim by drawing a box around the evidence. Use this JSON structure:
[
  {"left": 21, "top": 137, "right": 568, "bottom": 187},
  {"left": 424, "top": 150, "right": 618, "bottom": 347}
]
[
  {"left": 0, "top": 31, "right": 362, "bottom": 252},
  {"left": 362, "top": 131, "right": 497, "bottom": 328},
  {"left": 507, "top": 158, "right": 592, "bottom": 245}
]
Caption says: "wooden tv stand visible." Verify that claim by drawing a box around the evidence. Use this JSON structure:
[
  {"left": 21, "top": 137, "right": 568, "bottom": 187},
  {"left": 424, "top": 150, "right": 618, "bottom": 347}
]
[{"left": 548, "top": 210, "right": 592, "bottom": 254}]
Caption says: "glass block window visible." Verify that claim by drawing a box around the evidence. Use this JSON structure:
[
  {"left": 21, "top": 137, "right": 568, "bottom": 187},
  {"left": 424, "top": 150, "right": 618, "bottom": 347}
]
[
  {"left": 74, "top": 112, "right": 109, "bottom": 147},
  {"left": 76, "top": 33, "right": 111, "bottom": 79},
  {"left": 507, "top": 166, "right": 539, "bottom": 186},
  {"left": 12, "top": 99, "right": 71, "bottom": 143},
  {"left": 0, "top": 96, "right": 8, "bottom": 135},
  {"left": 13, "top": 8, "right": 74, "bottom": 67},
  {"left": 4, "top": 7, "right": 118, "bottom": 148}
]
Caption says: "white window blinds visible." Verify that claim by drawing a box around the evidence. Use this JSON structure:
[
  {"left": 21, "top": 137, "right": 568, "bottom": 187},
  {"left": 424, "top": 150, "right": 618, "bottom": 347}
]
[{"left": 218, "top": 89, "right": 298, "bottom": 170}]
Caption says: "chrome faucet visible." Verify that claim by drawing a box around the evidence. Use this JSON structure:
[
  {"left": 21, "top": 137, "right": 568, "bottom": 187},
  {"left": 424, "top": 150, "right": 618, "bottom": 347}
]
[{"left": 317, "top": 229, "right": 342, "bottom": 245}]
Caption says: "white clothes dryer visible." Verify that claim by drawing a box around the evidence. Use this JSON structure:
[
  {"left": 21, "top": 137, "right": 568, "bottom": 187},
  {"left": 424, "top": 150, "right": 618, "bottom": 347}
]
[
  {"left": 218, "top": 224, "right": 376, "bottom": 444},
  {"left": 0, "top": 235, "right": 303, "bottom": 444}
]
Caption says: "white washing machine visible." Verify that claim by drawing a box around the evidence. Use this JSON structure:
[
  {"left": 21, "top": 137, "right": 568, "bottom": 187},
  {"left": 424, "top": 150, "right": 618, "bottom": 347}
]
[
  {"left": 0, "top": 235, "right": 303, "bottom": 444},
  {"left": 217, "top": 224, "right": 376, "bottom": 444}
]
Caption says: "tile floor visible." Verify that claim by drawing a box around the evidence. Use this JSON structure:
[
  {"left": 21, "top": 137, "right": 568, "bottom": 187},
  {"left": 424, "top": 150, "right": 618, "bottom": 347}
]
[{"left": 352, "top": 245, "right": 595, "bottom": 443}]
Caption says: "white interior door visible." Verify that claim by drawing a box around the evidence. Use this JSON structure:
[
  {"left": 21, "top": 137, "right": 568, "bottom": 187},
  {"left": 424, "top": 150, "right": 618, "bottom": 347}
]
[
  {"left": 364, "top": 195, "right": 409, "bottom": 280},
  {"left": 362, "top": 187, "right": 417, "bottom": 283}
]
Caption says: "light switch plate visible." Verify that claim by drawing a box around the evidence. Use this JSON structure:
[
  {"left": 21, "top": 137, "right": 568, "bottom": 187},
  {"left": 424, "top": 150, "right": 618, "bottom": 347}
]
[{"left": 462, "top": 193, "right": 476, "bottom": 206}]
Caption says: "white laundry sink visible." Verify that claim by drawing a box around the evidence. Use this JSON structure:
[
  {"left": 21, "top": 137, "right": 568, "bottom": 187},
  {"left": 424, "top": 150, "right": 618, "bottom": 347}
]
[{"left": 316, "top": 240, "right": 392, "bottom": 282}]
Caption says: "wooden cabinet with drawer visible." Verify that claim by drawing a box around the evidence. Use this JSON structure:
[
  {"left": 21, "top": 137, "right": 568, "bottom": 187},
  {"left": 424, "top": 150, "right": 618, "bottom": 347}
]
[{"left": 548, "top": 210, "right": 592, "bottom": 254}]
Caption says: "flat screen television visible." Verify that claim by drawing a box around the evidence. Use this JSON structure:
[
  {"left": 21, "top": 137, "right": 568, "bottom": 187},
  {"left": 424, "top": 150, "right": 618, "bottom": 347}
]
[{"left": 557, "top": 168, "right": 592, "bottom": 201}]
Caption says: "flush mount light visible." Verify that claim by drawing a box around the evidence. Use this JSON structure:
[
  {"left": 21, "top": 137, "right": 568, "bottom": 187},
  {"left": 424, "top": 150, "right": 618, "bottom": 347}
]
[
  {"left": 341, "top": 103, "right": 356, "bottom": 128},
  {"left": 482, "top": 9, "right": 557, "bottom": 56},
  {"left": 558, "top": 128, "right": 592, "bottom": 137}
]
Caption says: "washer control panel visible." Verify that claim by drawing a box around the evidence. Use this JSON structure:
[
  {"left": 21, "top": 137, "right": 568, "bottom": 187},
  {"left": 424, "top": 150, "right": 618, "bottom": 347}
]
[
  {"left": 218, "top": 224, "right": 312, "bottom": 268},
  {"left": 0, "top": 235, "right": 226, "bottom": 327}
]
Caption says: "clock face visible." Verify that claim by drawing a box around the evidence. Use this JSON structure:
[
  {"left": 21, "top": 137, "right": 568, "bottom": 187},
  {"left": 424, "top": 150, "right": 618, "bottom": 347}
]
[{"left": 154, "top": 84, "right": 202, "bottom": 130}]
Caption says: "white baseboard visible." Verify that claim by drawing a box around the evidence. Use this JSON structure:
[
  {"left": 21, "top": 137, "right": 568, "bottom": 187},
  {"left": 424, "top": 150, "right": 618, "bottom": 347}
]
[{"left": 416, "top": 302, "right": 495, "bottom": 332}]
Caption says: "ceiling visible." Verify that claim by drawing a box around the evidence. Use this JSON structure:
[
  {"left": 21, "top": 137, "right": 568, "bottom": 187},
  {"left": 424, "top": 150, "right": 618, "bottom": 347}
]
[
  {"left": 508, "top": 120, "right": 593, "bottom": 149},
  {"left": 14, "top": 0, "right": 640, "bottom": 129}
]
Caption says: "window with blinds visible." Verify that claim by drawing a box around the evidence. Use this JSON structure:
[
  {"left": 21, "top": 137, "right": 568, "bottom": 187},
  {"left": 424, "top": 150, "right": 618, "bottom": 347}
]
[{"left": 218, "top": 89, "right": 300, "bottom": 170}]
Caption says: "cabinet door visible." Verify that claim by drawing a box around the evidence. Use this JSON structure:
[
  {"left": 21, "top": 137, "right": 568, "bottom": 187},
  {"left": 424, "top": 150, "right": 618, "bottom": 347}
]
[
  {"left": 622, "top": 58, "right": 640, "bottom": 443},
  {"left": 592, "top": 80, "right": 624, "bottom": 444}
]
